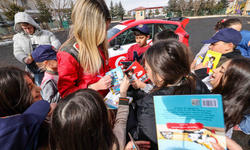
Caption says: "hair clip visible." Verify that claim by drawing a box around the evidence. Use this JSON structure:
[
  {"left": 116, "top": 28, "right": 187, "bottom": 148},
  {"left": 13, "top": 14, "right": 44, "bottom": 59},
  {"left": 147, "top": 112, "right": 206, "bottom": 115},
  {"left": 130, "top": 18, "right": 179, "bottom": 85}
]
[{"left": 221, "top": 19, "right": 227, "bottom": 23}]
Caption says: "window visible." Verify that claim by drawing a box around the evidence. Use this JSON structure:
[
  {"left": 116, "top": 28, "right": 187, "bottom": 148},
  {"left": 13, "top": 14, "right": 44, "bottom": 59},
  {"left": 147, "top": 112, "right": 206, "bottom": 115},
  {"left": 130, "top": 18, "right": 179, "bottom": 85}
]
[
  {"left": 110, "top": 24, "right": 154, "bottom": 47},
  {"left": 156, "top": 24, "right": 178, "bottom": 33}
]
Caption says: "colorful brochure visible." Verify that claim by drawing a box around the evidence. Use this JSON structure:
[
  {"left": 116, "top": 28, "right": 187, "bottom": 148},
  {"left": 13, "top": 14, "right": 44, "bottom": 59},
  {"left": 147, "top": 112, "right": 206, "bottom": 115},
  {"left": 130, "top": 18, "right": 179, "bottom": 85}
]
[
  {"left": 105, "top": 66, "right": 124, "bottom": 86},
  {"left": 203, "top": 50, "right": 222, "bottom": 74},
  {"left": 124, "top": 61, "right": 149, "bottom": 82},
  {"left": 154, "top": 95, "right": 226, "bottom": 150},
  {"left": 104, "top": 87, "right": 133, "bottom": 109}
]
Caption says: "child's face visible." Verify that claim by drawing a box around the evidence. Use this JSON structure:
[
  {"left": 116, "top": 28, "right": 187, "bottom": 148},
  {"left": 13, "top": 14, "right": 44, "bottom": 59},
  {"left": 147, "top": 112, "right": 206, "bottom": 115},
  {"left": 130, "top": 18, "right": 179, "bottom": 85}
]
[
  {"left": 51, "top": 60, "right": 58, "bottom": 69},
  {"left": 135, "top": 35, "right": 150, "bottom": 47},
  {"left": 25, "top": 75, "right": 42, "bottom": 103},
  {"left": 209, "top": 41, "right": 229, "bottom": 54},
  {"left": 145, "top": 60, "right": 162, "bottom": 86},
  {"left": 210, "top": 60, "right": 231, "bottom": 87}
]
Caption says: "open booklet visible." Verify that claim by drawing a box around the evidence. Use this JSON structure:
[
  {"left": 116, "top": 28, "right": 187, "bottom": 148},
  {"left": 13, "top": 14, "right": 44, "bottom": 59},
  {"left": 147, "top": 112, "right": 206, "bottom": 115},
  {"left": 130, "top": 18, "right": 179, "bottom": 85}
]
[
  {"left": 124, "top": 61, "right": 149, "bottom": 82},
  {"left": 153, "top": 94, "right": 226, "bottom": 150},
  {"left": 103, "top": 61, "right": 148, "bottom": 109},
  {"left": 104, "top": 85, "right": 133, "bottom": 109}
]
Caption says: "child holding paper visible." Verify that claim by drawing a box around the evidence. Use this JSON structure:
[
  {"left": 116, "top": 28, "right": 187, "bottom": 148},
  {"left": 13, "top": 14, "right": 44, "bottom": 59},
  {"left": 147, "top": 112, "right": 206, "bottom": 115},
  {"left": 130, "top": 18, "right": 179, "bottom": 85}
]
[{"left": 122, "top": 39, "right": 210, "bottom": 149}]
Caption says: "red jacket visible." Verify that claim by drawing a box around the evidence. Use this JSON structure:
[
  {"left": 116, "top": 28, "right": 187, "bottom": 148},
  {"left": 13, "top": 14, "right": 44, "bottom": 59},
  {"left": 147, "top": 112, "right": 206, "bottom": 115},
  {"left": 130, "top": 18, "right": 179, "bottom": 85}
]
[{"left": 57, "top": 42, "right": 109, "bottom": 98}]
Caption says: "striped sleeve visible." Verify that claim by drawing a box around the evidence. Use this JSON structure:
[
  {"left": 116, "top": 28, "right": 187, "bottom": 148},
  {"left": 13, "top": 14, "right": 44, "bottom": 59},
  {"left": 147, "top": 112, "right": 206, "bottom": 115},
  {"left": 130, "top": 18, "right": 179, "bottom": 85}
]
[{"left": 119, "top": 97, "right": 129, "bottom": 106}]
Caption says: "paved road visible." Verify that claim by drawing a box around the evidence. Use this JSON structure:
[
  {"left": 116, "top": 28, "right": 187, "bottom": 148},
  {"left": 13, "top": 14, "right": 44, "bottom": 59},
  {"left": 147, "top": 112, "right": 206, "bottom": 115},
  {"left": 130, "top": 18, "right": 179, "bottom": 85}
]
[{"left": 0, "top": 16, "right": 249, "bottom": 70}]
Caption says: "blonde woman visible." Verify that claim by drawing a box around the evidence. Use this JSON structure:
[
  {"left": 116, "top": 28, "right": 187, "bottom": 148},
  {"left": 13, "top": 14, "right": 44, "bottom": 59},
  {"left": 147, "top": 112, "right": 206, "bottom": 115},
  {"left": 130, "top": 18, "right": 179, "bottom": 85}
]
[{"left": 57, "top": 0, "right": 112, "bottom": 98}]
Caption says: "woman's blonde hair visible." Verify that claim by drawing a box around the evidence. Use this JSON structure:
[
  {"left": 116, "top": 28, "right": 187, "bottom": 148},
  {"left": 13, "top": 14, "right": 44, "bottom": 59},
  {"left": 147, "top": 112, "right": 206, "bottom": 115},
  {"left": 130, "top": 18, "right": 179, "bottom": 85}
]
[{"left": 71, "top": 0, "right": 111, "bottom": 74}]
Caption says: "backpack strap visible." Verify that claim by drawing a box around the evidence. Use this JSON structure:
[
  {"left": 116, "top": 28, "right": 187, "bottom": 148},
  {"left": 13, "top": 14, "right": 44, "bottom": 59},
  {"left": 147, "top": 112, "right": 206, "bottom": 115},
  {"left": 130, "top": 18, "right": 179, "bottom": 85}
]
[{"left": 60, "top": 43, "right": 80, "bottom": 63}]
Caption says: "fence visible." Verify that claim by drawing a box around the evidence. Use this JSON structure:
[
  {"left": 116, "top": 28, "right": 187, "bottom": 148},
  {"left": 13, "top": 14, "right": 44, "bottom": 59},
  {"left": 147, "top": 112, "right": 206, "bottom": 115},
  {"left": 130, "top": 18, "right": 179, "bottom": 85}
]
[
  {"left": 166, "top": 8, "right": 227, "bottom": 18},
  {"left": 0, "top": 20, "right": 72, "bottom": 36}
]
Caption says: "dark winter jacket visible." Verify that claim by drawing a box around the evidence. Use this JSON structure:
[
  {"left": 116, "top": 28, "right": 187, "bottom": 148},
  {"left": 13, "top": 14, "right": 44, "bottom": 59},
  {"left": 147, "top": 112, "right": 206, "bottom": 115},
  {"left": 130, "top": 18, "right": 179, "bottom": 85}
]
[
  {"left": 127, "top": 79, "right": 211, "bottom": 150},
  {"left": 0, "top": 100, "right": 50, "bottom": 150}
]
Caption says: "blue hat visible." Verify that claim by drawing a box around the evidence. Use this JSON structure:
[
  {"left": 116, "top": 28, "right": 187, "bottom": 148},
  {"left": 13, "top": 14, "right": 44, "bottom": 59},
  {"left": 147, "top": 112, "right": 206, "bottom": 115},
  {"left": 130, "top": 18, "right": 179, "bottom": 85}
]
[
  {"left": 31, "top": 45, "right": 57, "bottom": 62},
  {"left": 132, "top": 23, "right": 150, "bottom": 35},
  {"left": 202, "top": 28, "right": 242, "bottom": 45}
]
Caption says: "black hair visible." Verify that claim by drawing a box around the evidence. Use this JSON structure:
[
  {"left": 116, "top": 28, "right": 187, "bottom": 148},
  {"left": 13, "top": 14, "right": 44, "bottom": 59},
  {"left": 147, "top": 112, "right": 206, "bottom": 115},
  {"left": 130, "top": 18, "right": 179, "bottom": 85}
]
[
  {"left": 212, "top": 58, "right": 250, "bottom": 131},
  {"left": 144, "top": 39, "right": 196, "bottom": 94},
  {"left": 153, "top": 29, "right": 179, "bottom": 43},
  {"left": 50, "top": 89, "right": 119, "bottom": 150},
  {"left": 0, "top": 66, "right": 34, "bottom": 117},
  {"left": 214, "top": 18, "right": 242, "bottom": 30}
]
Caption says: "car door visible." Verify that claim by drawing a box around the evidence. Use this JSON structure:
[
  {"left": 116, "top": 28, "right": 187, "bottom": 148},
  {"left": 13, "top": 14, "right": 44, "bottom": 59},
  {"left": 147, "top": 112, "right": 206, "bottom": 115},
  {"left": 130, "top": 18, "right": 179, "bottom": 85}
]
[{"left": 109, "top": 24, "right": 154, "bottom": 69}]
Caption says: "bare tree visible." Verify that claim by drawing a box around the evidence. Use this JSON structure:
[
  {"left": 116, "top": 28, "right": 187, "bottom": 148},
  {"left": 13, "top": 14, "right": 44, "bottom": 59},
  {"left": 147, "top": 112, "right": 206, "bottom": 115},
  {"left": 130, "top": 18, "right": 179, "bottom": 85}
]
[
  {"left": 178, "top": 0, "right": 191, "bottom": 16},
  {"left": 45, "top": 0, "right": 73, "bottom": 27},
  {"left": 193, "top": 0, "right": 202, "bottom": 16},
  {"left": 0, "top": 0, "right": 32, "bottom": 10}
]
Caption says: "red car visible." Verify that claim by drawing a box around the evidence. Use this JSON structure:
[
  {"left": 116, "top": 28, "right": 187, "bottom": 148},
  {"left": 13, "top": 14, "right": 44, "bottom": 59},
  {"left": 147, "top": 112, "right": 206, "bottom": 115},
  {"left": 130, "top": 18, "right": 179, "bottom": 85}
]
[{"left": 107, "top": 18, "right": 190, "bottom": 69}]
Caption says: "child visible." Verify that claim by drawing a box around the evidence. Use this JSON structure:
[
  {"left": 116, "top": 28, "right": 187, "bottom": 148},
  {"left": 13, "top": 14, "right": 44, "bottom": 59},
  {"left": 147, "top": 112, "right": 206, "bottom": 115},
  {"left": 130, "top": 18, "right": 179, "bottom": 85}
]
[
  {"left": 152, "top": 29, "right": 179, "bottom": 44},
  {"left": 31, "top": 45, "right": 60, "bottom": 103},
  {"left": 124, "top": 23, "right": 150, "bottom": 63},
  {"left": 202, "top": 28, "right": 242, "bottom": 67},
  {"left": 195, "top": 18, "right": 242, "bottom": 60},
  {"left": 123, "top": 40, "right": 210, "bottom": 149},
  {"left": 0, "top": 66, "right": 51, "bottom": 150},
  {"left": 50, "top": 89, "right": 135, "bottom": 150},
  {"left": 192, "top": 28, "right": 243, "bottom": 81},
  {"left": 131, "top": 29, "right": 179, "bottom": 93}
]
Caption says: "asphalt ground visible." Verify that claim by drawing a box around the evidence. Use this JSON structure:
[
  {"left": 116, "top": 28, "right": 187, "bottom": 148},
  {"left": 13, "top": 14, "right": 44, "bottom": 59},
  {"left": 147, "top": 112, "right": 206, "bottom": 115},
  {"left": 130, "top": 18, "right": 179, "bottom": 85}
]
[{"left": 0, "top": 16, "right": 249, "bottom": 70}]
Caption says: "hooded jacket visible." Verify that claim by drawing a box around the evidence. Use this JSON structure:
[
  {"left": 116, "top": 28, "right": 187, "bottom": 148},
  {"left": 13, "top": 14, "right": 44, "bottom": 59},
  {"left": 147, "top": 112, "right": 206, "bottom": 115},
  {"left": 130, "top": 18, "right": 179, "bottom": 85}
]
[
  {"left": 13, "top": 12, "right": 61, "bottom": 64},
  {"left": 127, "top": 79, "right": 211, "bottom": 150},
  {"left": 0, "top": 100, "right": 50, "bottom": 150},
  {"left": 237, "top": 30, "right": 250, "bottom": 59}
]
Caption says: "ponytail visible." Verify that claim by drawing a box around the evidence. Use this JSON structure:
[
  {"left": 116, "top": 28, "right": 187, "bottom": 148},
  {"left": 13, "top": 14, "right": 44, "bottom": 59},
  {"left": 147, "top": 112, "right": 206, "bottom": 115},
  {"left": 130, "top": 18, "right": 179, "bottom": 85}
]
[{"left": 171, "top": 73, "right": 197, "bottom": 95}]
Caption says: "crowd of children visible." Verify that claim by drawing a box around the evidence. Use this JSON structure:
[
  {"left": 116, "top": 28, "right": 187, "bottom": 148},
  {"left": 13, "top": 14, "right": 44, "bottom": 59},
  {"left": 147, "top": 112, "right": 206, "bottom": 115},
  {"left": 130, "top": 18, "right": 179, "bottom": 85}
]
[{"left": 1, "top": 0, "right": 250, "bottom": 149}]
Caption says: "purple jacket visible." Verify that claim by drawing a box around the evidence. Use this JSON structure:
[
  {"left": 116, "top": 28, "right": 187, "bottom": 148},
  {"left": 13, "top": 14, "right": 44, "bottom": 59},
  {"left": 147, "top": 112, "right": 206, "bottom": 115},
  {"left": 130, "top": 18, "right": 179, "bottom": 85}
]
[{"left": 0, "top": 100, "right": 50, "bottom": 150}]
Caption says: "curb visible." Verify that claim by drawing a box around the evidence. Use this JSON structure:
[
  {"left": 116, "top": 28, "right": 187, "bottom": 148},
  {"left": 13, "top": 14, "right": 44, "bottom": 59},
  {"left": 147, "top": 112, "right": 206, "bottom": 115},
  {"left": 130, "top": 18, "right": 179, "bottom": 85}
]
[{"left": 187, "top": 14, "right": 250, "bottom": 19}]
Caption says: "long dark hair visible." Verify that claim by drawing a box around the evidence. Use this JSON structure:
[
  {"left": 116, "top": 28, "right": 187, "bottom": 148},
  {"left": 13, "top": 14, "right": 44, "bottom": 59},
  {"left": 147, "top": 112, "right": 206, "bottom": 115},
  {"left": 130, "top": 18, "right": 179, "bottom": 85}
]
[
  {"left": 50, "top": 89, "right": 119, "bottom": 150},
  {"left": 212, "top": 58, "right": 250, "bottom": 131},
  {"left": 144, "top": 39, "right": 197, "bottom": 94},
  {"left": 0, "top": 66, "right": 33, "bottom": 117},
  {"left": 214, "top": 18, "right": 242, "bottom": 30}
]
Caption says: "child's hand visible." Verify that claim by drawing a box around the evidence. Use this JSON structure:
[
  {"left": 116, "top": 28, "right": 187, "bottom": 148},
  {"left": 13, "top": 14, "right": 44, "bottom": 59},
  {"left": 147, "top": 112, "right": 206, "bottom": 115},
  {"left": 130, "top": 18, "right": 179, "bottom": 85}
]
[
  {"left": 24, "top": 57, "right": 33, "bottom": 64},
  {"left": 120, "top": 75, "right": 130, "bottom": 97},
  {"left": 190, "top": 60, "right": 196, "bottom": 70},
  {"left": 131, "top": 80, "right": 146, "bottom": 89},
  {"left": 47, "top": 103, "right": 57, "bottom": 117},
  {"left": 124, "top": 141, "right": 151, "bottom": 150},
  {"left": 93, "top": 75, "right": 112, "bottom": 90},
  {"left": 194, "top": 61, "right": 208, "bottom": 71},
  {"left": 211, "top": 136, "right": 242, "bottom": 150}
]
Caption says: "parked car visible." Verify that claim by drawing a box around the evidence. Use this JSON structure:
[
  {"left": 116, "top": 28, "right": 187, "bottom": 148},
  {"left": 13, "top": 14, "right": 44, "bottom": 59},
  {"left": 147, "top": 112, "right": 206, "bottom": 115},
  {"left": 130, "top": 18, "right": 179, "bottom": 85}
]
[{"left": 107, "top": 18, "right": 190, "bottom": 69}]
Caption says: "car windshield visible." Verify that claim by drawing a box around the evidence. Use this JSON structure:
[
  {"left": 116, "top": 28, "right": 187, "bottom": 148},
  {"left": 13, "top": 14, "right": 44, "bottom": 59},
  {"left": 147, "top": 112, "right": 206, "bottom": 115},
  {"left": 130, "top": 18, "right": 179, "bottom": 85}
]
[
  {"left": 108, "top": 28, "right": 121, "bottom": 40},
  {"left": 107, "top": 25, "right": 127, "bottom": 40}
]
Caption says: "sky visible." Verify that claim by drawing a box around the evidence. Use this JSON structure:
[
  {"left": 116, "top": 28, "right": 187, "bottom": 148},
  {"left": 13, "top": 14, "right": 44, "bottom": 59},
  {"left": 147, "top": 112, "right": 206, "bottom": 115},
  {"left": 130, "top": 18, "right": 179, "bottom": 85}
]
[{"left": 105, "top": 0, "right": 169, "bottom": 11}]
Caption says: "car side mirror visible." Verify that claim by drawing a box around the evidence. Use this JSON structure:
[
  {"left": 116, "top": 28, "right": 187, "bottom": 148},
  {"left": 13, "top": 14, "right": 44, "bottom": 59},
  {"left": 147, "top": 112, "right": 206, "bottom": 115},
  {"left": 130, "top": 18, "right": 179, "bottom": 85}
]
[{"left": 113, "top": 45, "right": 121, "bottom": 50}]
